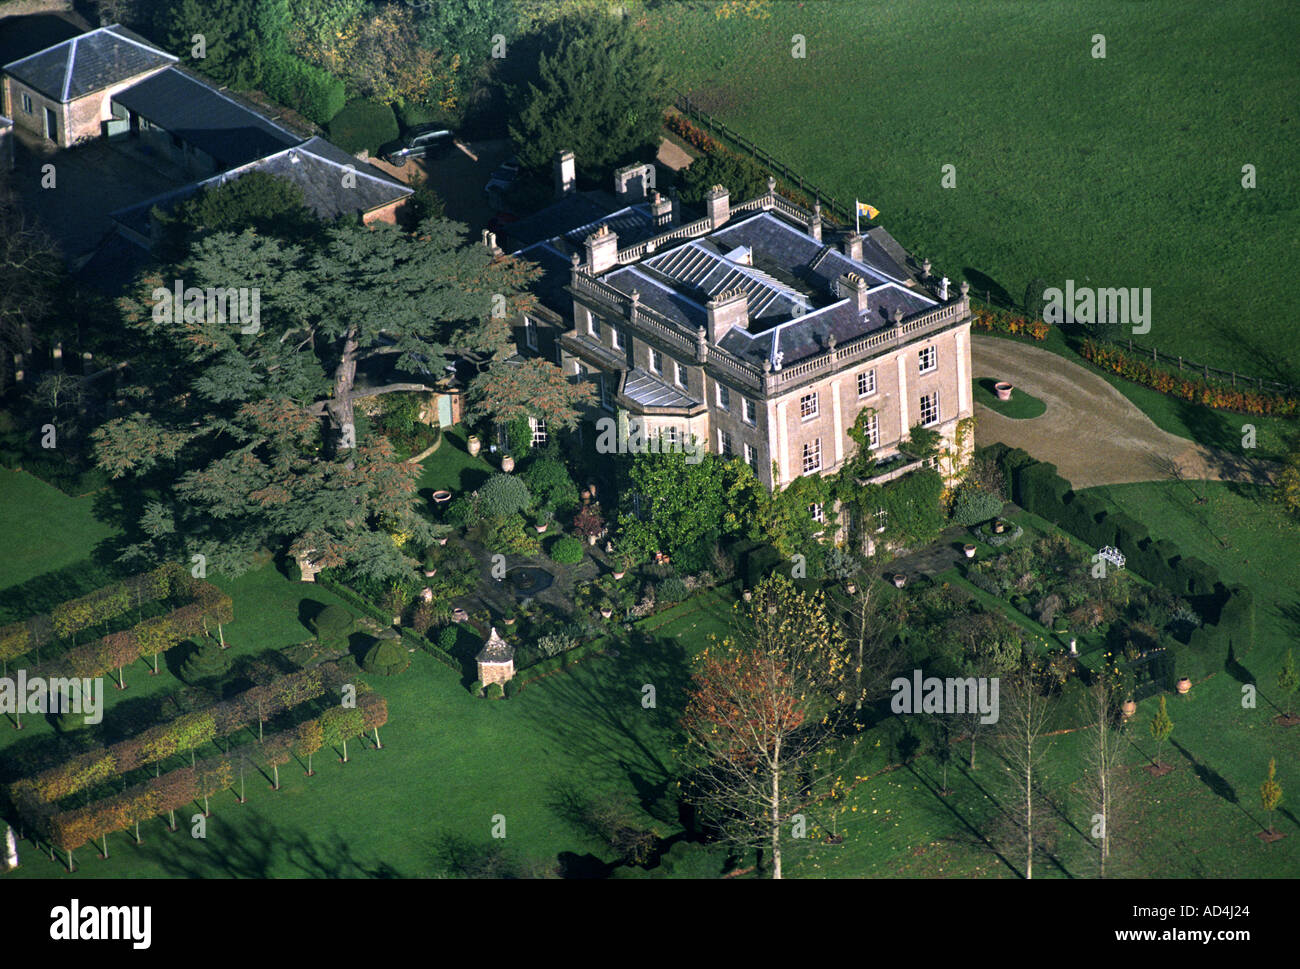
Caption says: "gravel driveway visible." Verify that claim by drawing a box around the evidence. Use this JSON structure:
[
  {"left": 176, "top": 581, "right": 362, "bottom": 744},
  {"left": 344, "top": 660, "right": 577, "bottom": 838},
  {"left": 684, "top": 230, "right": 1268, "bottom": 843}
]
[{"left": 970, "top": 335, "right": 1265, "bottom": 488}]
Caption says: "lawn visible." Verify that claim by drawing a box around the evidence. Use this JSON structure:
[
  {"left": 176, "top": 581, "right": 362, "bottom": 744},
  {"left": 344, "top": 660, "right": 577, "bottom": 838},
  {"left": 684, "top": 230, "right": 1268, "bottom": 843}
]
[
  {"left": 643, "top": 0, "right": 1300, "bottom": 383},
  {"left": 973, "top": 377, "right": 1047, "bottom": 420},
  {"left": 0, "top": 470, "right": 118, "bottom": 592},
  {"left": 415, "top": 425, "right": 495, "bottom": 497}
]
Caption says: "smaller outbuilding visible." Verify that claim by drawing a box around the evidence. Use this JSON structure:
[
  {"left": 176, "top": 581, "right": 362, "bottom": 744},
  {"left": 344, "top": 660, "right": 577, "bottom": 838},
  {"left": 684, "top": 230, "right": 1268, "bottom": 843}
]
[{"left": 475, "top": 627, "right": 515, "bottom": 688}]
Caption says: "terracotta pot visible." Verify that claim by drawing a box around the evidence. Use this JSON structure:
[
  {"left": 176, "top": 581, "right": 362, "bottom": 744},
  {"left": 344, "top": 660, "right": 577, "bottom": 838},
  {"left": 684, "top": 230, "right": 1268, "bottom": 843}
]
[
  {"left": 467, "top": 435, "right": 481, "bottom": 457},
  {"left": 892, "top": 574, "right": 907, "bottom": 588},
  {"left": 501, "top": 454, "right": 515, "bottom": 473},
  {"left": 963, "top": 544, "right": 977, "bottom": 558},
  {"left": 587, "top": 534, "right": 597, "bottom": 546},
  {"left": 1176, "top": 677, "right": 1191, "bottom": 695},
  {"left": 437, "top": 537, "right": 448, "bottom": 546},
  {"left": 504, "top": 617, "right": 516, "bottom": 626},
  {"left": 993, "top": 520, "right": 1006, "bottom": 534},
  {"left": 845, "top": 582, "right": 856, "bottom": 594},
  {"left": 432, "top": 489, "right": 452, "bottom": 505},
  {"left": 600, "top": 608, "right": 613, "bottom": 619},
  {"left": 613, "top": 570, "right": 625, "bottom": 580},
  {"left": 743, "top": 590, "right": 753, "bottom": 602},
  {"left": 535, "top": 523, "right": 548, "bottom": 533},
  {"left": 1121, "top": 700, "right": 1137, "bottom": 718},
  {"left": 995, "top": 381, "right": 1014, "bottom": 401},
  {"left": 423, "top": 569, "right": 436, "bottom": 578}
]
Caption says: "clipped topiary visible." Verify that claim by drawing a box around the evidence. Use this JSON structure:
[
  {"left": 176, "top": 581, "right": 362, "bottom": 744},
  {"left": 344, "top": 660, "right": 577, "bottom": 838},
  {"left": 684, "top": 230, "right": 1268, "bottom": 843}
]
[
  {"left": 312, "top": 605, "right": 355, "bottom": 649},
  {"left": 437, "top": 625, "right": 458, "bottom": 651},
  {"left": 503, "top": 679, "right": 520, "bottom": 699},
  {"left": 469, "top": 679, "right": 483, "bottom": 696},
  {"left": 479, "top": 473, "right": 533, "bottom": 520},
  {"left": 362, "top": 640, "right": 410, "bottom": 676},
  {"left": 952, "top": 486, "right": 1004, "bottom": 526},
  {"left": 485, "top": 682, "right": 504, "bottom": 700},
  {"left": 549, "top": 535, "right": 585, "bottom": 564},
  {"left": 179, "top": 639, "right": 232, "bottom": 685}
]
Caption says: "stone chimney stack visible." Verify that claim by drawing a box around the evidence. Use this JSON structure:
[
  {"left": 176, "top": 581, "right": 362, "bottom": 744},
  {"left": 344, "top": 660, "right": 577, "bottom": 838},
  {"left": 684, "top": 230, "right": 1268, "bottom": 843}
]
[
  {"left": 837, "top": 272, "right": 869, "bottom": 314},
  {"left": 705, "top": 184, "right": 730, "bottom": 227},
  {"left": 706, "top": 287, "right": 748, "bottom": 343},
  {"left": 651, "top": 191, "right": 672, "bottom": 228},
  {"left": 841, "top": 232, "right": 863, "bottom": 262},
  {"left": 554, "top": 149, "right": 576, "bottom": 199},
  {"left": 584, "top": 224, "right": 619, "bottom": 275}
]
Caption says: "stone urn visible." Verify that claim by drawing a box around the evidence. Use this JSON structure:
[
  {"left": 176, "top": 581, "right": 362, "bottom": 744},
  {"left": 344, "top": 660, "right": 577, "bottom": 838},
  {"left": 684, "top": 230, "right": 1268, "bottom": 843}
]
[
  {"left": 613, "top": 570, "right": 625, "bottom": 580},
  {"left": 743, "top": 590, "right": 753, "bottom": 602},
  {"left": 437, "top": 537, "right": 448, "bottom": 546},
  {"left": 845, "top": 581, "right": 857, "bottom": 595},
  {"left": 600, "top": 607, "right": 613, "bottom": 619},
  {"left": 467, "top": 435, "right": 481, "bottom": 457},
  {"left": 992, "top": 519, "right": 1007, "bottom": 534},
  {"left": 587, "top": 534, "right": 597, "bottom": 546},
  {"left": 1122, "top": 699, "right": 1137, "bottom": 719},
  {"left": 995, "top": 381, "right": 1014, "bottom": 401},
  {"left": 1069, "top": 638, "right": 1078, "bottom": 656},
  {"left": 535, "top": 522, "right": 549, "bottom": 534},
  {"left": 1176, "top": 677, "right": 1191, "bottom": 695},
  {"left": 892, "top": 574, "right": 907, "bottom": 589},
  {"left": 432, "top": 489, "right": 452, "bottom": 506},
  {"left": 501, "top": 454, "right": 515, "bottom": 473},
  {"left": 963, "top": 544, "right": 977, "bottom": 559}
]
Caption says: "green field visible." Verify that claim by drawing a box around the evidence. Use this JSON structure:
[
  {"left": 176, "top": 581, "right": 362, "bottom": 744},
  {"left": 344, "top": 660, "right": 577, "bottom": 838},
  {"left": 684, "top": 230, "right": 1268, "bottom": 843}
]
[{"left": 644, "top": 0, "right": 1300, "bottom": 381}]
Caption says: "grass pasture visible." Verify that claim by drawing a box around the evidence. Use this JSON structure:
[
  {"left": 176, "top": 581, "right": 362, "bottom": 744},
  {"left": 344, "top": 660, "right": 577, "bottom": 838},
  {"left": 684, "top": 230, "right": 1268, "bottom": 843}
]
[{"left": 644, "top": 0, "right": 1300, "bottom": 382}]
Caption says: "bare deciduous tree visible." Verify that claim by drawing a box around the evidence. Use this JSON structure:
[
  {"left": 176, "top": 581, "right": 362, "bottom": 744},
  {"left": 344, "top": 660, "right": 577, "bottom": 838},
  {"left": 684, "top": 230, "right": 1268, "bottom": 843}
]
[
  {"left": 996, "top": 673, "right": 1055, "bottom": 879},
  {"left": 1086, "top": 674, "right": 1126, "bottom": 877}
]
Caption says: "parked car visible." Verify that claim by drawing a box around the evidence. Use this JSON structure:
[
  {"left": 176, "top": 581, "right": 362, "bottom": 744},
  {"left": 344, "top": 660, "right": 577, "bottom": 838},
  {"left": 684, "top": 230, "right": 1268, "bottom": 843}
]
[
  {"left": 382, "top": 126, "right": 455, "bottom": 167},
  {"left": 483, "top": 156, "right": 520, "bottom": 197}
]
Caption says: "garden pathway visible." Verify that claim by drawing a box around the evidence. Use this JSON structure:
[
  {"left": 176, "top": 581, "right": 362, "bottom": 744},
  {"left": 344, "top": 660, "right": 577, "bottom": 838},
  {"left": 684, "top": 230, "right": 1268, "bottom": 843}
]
[{"left": 970, "top": 335, "right": 1262, "bottom": 489}]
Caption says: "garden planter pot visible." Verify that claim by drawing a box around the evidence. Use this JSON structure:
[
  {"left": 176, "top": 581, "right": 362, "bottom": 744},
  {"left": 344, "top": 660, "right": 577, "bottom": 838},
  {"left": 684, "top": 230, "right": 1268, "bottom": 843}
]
[
  {"left": 587, "top": 484, "right": 597, "bottom": 499},
  {"left": 1177, "top": 677, "right": 1191, "bottom": 695},
  {"left": 995, "top": 381, "right": 1014, "bottom": 401},
  {"left": 992, "top": 519, "right": 1006, "bottom": 534},
  {"left": 893, "top": 574, "right": 907, "bottom": 589},
  {"left": 963, "top": 544, "right": 977, "bottom": 559},
  {"left": 432, "top": 490, "right": 452, "bottom": 506},
  {"left": 535, "top": 523, "right": 548, "bottom": 533},
  {"left": 437, "top": 537, "right": 448, "bottom": 546},
  {"left": 467, "top": 435, "right": 481, "bottom": 457},
  {"left": 501, "top": 454, "right": 515, "bottom": 473},
  {"left": 423, "top": 569, "right": 436, "bottom": 578},
  {"left": 600, "top": 608, "right": 613, "bottom": 619},
  {"left": 613, "top": 570, "right": 625, "bottom": 580},
  {"left": 1122, "top": 700, "right": 1137, "bottom": 719},
  {"left": 587, "top": 534, "right": 597, "bottom": 546},
  {"left": 743, "top": 590, "right": 753, "bottom": 602},
  {"left": 845, "top": 582, "right": 856, "bottom": 594}
]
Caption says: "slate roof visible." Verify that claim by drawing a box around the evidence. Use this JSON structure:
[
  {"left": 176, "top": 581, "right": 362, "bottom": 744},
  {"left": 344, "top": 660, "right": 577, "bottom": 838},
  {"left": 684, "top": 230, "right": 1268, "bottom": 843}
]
[
  {"left": 108, "top": 138, "right": 412, "bottom": 237},
  {"left": 514, "top": 240, "right": 575, "bottom": 318},
  {"left": 505, "top": 194, "right": 618, "bottom": 250},
  {"left": 476, "top": 627, "right": 514, "bottom": 664},
  {"left": 622, "top": 368, "right": 700, "bottom": 409},
  {"left": 3, "top": 24, "right": 175, "bottom": 102},
  {"left": 112, "top": 66, "right": 299, "bottom": 169}
]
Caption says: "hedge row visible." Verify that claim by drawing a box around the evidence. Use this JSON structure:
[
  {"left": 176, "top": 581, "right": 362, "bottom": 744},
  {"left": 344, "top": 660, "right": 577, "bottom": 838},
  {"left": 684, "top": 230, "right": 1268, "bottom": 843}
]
[
  {"left": 1080, "top": 339, "right": 1299, "bottom": 418},
  {"left": 985, "top": 445, "right": 1256, "bottom": 682},
  {"left": 314, "top": 574, "right": 461, "bottom": 674},
  {"left": 0, "top": 563, "right": 187, "bottom": 663},
  {"left": 24, "top": 693, "right": 388, "bottom": 853},
  {"left": 514, "top": 638, "right": 609, "bottom": 688},
  {"left": 261, "top": 53, "right": 346, "bottom": 126},
  {"left": 16, "top": 664, "right": 346, "bottom": 806},
  {"left": 41, "top": 583, "right": 233, "bottom": 682}
]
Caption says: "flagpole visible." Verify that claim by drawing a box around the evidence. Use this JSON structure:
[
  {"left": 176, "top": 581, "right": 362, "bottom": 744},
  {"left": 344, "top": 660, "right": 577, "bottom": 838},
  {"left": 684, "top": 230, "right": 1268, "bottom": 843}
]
[{"left": 855, "top": 199, "right": 860, "bottom": 235}]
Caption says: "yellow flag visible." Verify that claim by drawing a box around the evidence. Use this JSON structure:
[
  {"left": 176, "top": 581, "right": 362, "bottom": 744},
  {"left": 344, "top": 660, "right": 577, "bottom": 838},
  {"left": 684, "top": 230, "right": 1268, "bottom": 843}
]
[{"left": 856, "top": 201, "right": 880, "bottom": 220}]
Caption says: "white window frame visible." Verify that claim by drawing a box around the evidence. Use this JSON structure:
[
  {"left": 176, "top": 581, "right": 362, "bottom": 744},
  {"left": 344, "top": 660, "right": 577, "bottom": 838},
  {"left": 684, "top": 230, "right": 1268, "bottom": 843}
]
[
  {"left": 523, "top": 315, "right": 538, "bottom": 350},
  {"left": 21, "top": 92, "right": 34, "bottom": 114},
  {"left": 802, "top": 438, "right": 822, "bottom": 475},
  {"left": 875, "top": 506, "right": 888, "bottom": 533},
  {"left": 743, "top": 442, "right": 755, "bottom": 466},
  {"left": 800, "top": 392, "right": 819, "bottom": 421},
  {"left": 588, "top": 313, "right": 601, "bottom": 338},
  {"left": 665, "top": 426, "right": 680, "bottom": 449},
  {"left": 857, "top": 369, "right": 876, "bottom": 398},
  {"left": 529, "top": 416, "right": 547, "bottom": 446},
  {"left": 919, "top": 345, "right": 938, "bottom": 374},
  {"left": 742, "top": 397, "right": 757, "bottom": 425},
  {"left": 674, "top": 361, "right": 687, "bottom": 389},
  {"left": 649, "top": 347, "right": 662, "bottom": 374},
  {"left": 919, "top": 391, "right": 940, "bottom": 427},
  {"left": 718, "top": 428, "right": 732, "bottom": 457},
  {"left": 809, "top": 502, "right": 825, "bottom": 524},
  {"left": 867, "top": 412, "right": 880, "bottom": 449},
  {"left": 612, "top": 326, "right": 624, "bottom": 350},
  {"left": 716, "top": 381, "right": 730, "bottom": 411},
  {"left": 599, "top": 373, "right": 614, "bottom": 412}
]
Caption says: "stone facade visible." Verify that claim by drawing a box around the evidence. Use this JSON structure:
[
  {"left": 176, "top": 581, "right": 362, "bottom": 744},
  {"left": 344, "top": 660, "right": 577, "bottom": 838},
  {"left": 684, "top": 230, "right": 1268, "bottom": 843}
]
[
  {"left": 2, "top": 67, "right": 170, "bottom": 148},
  {"left": 476, "top": 627, "right": 515, "bottom": 687}
]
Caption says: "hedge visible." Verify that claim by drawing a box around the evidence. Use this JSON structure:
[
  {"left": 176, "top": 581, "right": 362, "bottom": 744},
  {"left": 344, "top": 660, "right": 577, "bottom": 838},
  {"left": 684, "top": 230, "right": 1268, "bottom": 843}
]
[
  {"left": 261, "top": 53, "right": 346, "bottom": 125},
  {"left": 326, "top": 99, "right": 398, "bottom": 155},
  {"left": 1008, "top": 452, "right": 1255, "bottom": 686},
  {"left": 315, "top": 574, "right": 460, "bottom": 673}
]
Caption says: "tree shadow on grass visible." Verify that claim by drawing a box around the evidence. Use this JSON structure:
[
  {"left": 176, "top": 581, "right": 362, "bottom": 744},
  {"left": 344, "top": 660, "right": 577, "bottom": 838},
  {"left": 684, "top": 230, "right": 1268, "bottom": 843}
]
[
  {"left": 1170, "top": 739, "right": 1237, "bottom": 805},
  {"left": 962, "top": 268, "right": 1015, "bottom": 309},
  {"left": 134, "top": 815, "right": 404, "bottom": 879},
  {"left": 904, "top": 761, "right": 1020, "bottom": 878},
  {"left": 519, "top": 628, "right": 693, "bottom": 816}
]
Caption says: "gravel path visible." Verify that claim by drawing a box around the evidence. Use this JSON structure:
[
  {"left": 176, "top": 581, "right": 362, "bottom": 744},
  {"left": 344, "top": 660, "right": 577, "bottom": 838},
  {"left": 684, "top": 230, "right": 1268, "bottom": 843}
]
[{"left": 970, "top": 335, "right": 1264, "bottom": 489}]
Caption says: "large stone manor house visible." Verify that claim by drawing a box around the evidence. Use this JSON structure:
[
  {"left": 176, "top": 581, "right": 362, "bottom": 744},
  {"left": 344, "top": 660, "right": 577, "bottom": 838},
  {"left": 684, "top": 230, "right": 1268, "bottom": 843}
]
[{"left": 496, "top": 151, "right": 974, "bottom": 496}]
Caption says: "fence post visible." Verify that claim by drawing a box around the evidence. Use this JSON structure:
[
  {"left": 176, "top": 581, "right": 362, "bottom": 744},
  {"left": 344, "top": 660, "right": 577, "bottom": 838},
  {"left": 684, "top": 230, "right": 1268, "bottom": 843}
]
[
  {"left": 1232, "top": 372, "right": 1236, "bottom": 388},
  {"left": 1178, "top": 356, "right": 1182, "bottom": 372},
  {"left": 1152, "top": 346, "right": 1157, "bottom": 364},
  {"left": 1127, "top": 338, "right": 1133, "bottom": 352}
]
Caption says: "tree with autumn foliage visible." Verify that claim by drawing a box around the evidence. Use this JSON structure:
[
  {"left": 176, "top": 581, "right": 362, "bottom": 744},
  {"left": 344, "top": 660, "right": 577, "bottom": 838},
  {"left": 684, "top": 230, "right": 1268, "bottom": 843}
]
[
  {"left": 93, "top": 217, "right": 538, "bottom": 580},
  {"left": 680, "top": 575, "right": 862, "bottom": 878}
]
